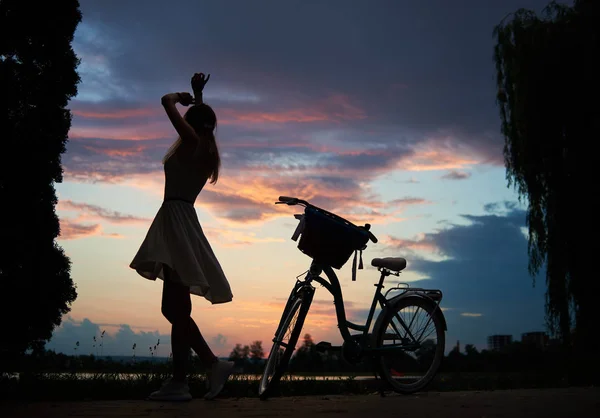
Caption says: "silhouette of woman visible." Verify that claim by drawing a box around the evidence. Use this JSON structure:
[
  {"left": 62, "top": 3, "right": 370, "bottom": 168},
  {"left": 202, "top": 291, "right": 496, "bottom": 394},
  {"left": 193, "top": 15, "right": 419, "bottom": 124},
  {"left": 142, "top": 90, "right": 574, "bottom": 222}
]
[{"left": 130, "top": 73, "right": 234, "bottom": 401}]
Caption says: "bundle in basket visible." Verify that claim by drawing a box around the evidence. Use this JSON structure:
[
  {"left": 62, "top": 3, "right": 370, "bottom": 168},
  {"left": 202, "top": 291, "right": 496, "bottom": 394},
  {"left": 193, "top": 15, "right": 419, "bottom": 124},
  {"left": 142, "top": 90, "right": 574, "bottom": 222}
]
[{"left": 297, "top": 206, "right": 370, "bottom": 269}]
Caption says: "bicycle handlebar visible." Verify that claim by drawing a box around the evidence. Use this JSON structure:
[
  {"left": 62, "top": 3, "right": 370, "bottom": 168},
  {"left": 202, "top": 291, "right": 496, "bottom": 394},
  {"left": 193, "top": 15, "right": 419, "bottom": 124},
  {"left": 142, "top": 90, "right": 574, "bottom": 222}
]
[
  {"left": 277, "top": 196, "right": 309, "bottom": 206},
  {"left": 275, "top": 196, "right": 378, "bottom": 243}
]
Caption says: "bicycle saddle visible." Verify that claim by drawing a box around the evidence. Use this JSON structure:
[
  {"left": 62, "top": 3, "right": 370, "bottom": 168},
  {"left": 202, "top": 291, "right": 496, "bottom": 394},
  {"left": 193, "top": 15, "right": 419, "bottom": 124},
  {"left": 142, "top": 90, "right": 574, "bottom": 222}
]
[{"left": 371, "top": 257, "right": 407, "bottom": 272}]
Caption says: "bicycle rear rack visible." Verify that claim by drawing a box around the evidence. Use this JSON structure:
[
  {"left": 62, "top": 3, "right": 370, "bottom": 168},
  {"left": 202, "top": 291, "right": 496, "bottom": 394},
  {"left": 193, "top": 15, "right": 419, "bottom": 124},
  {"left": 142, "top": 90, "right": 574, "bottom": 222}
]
[{"left": 383, "top": 284, "right": 444, "bottom": 314}]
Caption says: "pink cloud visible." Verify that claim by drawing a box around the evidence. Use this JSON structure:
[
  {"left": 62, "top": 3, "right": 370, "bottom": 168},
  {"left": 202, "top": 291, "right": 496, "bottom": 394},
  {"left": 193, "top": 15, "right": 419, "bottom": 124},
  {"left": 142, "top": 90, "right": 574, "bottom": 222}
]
[
  {"left": 68, "top": 93, "right": 366, "bottom": 147},
  {"left": 69, "top": 123, "right": 172, "bottom": 141},
  {"left": 72, "top": 108, "right": 160, "bottom": 119},
  {"left": 399, "top": 147, "right": 479, "bottom": 171},
  {"left": 58, "top": 219, "right": 123, "bottom": 240},
  {"left": 202, "top": 226, "right": 285, "bottom": 248},
  {"left": 61, "top": 164, "right": 423, "bottom": 228},
  {"left": 58, "top": 200, "right": 151, "bottom": 225},
  {"left": 195, "top": 176, "right": 391, "bottom": 226},
  {"left": 220, "top": 109, "right": 330, "bottom": 124},
  {"left": 381, "top": 233, "right": 439, "bottom": 253},
  {"left": 59, "top": 220, "right": 102, "bottom": 240},
  {"left": 82, "top": 144, "right": 153, "bottom": 157},
  {"left": 218, "top": 93, "right": 366, "bottom": 126},
  {"left": 57, "top": 200, "right": 150, "bottom": 240},
  {"left": 389, "top": 197, "right": 431, "bottom": 206},
  {"left": 61, "top": 121, "right": 484, "bottom": 227}
]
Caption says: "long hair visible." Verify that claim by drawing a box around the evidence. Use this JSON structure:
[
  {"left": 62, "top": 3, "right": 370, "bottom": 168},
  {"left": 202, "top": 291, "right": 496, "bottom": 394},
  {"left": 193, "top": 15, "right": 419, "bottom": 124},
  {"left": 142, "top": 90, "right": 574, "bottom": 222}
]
[{"left": 162, "top": 103, "right": 221, "bottom": 184}]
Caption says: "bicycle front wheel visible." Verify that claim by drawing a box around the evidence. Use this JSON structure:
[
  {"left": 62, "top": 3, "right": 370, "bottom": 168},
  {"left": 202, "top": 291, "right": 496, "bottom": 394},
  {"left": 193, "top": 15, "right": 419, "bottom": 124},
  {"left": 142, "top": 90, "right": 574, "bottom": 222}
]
[
  {"left": 374, "top": 297, "right": 445, "bottom": 394},
  {"left": 259, "top": 286, "right": 313, "bottom": 400}
]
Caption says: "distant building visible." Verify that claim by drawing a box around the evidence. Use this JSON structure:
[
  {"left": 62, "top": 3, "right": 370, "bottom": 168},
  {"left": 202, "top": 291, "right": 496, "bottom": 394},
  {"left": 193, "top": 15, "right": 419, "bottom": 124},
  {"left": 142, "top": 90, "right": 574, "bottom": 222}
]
[
  {"left": 521, "top": 332, "right": 549, "bottom": 349},
  {"left": 487, "top": 335, "right": 512, "bottom": 351}
]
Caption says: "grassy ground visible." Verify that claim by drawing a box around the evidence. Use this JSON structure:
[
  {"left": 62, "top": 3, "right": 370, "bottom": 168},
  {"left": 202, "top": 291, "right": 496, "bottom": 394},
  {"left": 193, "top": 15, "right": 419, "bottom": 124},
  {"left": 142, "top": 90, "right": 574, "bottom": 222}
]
[{"left": 0, "top": 371, "right": 581, "bottom": 401}]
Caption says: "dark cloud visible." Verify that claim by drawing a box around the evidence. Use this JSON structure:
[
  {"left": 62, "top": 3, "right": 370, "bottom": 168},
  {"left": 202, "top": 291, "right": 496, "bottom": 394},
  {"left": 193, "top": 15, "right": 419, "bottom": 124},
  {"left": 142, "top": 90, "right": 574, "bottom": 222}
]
[
  {"left": 404, "top": 202, "right": 546, "bottom": 349},
  {"left": 317, "top": 145, "right": 412, "bottom": 173},
  {"left": 441, "top": 170, "right": 471, "bottom": 180},
  {"left": 73, "top": 0, "right": 550, "bottom": 156},
  {"left": 484, "top": 200, "right": 520, "bottom": 214}
]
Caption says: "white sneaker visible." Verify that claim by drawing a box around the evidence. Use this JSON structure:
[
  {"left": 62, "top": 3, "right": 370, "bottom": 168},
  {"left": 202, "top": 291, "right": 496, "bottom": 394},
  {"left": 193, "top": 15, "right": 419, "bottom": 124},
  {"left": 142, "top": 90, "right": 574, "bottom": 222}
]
[
  {"left": 204, "top": 361, "right": 234, "bottom": 400},
  {"left": 147, "top": 377, "right": 192, "bottom": 402}
]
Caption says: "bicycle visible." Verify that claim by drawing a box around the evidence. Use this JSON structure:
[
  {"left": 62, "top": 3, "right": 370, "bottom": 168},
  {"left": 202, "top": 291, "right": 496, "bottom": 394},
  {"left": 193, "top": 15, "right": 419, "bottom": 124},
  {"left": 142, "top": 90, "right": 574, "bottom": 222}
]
[{"left": 258, "top": 196, "right": 447, "bottom": 399}]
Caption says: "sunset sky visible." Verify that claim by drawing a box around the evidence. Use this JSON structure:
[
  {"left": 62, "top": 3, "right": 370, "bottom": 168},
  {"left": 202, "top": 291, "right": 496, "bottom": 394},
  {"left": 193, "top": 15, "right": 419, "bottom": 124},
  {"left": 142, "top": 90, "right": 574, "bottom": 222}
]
[{"left": 46, "top": 0, "right": 552, "bottom": 358}]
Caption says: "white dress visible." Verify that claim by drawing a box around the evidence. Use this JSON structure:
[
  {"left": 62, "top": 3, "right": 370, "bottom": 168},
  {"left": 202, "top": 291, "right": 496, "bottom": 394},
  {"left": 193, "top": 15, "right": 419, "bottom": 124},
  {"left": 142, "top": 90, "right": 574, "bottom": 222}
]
[{"left": 129, "top": 151, "right": 233, "bottom": 304}]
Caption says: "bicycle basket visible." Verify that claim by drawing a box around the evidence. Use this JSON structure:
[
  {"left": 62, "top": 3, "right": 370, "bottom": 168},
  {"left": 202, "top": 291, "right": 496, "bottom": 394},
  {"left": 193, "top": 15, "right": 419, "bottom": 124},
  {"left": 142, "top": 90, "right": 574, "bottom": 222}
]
[{"left": 297, "top": 206, "right": 370, "bottom": 269}]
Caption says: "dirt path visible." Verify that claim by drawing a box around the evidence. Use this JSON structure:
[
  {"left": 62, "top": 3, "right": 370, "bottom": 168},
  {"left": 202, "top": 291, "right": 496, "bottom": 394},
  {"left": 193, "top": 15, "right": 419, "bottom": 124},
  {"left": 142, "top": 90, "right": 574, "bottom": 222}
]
[{"left": 2, "top": 387, "right": 598, "bottom": 417}]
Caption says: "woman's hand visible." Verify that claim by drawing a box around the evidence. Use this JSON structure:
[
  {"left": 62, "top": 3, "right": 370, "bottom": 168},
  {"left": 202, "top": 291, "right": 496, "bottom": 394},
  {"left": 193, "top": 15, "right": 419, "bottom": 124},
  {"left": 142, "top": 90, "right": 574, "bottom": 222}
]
[
  {"left": 161, "top": 92, "right": 195, "bottom": 107},
  {"left": 177, "top": 92, "right": 195, "bottom": 106},
  {"left": 191, "top": 73, "right": 210, "bottom": 99}
]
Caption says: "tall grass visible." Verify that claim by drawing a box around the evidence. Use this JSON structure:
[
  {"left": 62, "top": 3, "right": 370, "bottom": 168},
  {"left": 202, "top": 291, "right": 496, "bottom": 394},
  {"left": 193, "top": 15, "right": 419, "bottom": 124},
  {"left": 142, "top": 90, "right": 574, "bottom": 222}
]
[
  {"left": 0, "top": 370, "right": 581, "bottom": 402},
  {"left": 0, "top": 371, "right": 378, "bottom": 401}
]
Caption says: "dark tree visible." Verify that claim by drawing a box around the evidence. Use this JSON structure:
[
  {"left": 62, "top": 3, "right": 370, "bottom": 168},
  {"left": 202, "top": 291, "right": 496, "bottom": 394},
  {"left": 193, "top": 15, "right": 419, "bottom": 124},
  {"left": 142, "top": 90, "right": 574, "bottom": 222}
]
[
  {"left": 464, "top": 344, "right": 479, "bottom": 357},
  {"left": 228, "top": 344, "right": 245, "bottom": 361},
  {"left": 0, "top": 0, "right": 81, "bottom": 361},
  {"left": 249, "top": 340, "right": 264, "bottom": 359},
  {"left": 493, "top": 0, "right": 598, "bottom": 359},
  {"left": 241, "top": 344, "right": 250, "bottom": 359},
  {"left": 228, "top": 343, "right": 250, "bottom": 363}
]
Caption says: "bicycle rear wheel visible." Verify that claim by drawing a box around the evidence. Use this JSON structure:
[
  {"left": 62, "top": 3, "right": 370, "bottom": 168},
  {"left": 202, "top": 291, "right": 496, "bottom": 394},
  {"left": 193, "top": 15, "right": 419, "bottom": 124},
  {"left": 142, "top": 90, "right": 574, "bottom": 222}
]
[
  {"left": 374, "top": 297, "right": 445, "bottom": 394},
  {"left": 259, "top": 286, "right": 313, "bottom": 400}
]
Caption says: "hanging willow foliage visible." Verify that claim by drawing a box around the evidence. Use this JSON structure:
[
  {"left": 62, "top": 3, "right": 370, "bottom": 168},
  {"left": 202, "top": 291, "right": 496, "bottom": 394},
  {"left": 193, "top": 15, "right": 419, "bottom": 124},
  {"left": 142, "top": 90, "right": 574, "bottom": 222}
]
[{"left": 493, "top": 0, "right": 598, "bottom": 352}]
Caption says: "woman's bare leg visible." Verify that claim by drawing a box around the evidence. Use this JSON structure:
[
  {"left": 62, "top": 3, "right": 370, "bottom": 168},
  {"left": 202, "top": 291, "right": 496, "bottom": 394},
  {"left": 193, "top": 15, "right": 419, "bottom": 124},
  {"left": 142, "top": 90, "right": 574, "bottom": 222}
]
[
  {"left": 161, "top": 267, "right": 218, "bottom": 382},
  {"left": 161, "top": 271, "right": 191, "bottom": 382},
  {"left": 189, "top": 317, "right": 218, "bottom": 365}
]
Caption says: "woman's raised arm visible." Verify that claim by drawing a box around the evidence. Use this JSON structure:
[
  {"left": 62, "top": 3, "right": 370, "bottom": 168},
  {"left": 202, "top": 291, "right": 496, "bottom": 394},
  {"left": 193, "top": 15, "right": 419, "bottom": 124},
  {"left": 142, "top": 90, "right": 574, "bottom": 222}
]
[{"left": 161, "top": 92, "right": 200, "bottom": 144}]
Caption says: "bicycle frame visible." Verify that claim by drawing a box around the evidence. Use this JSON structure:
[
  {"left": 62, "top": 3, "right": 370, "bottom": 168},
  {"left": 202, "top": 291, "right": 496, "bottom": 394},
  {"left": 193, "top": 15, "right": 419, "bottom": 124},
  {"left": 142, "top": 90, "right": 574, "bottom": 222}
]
[
  {"left": 280, "top": 260, "right": 443, "bottom": 356},
  {"left": 261, "top": 197, "right": 448, "bottom": 400},
  {"left": 272, "top": 196, "right": 444, "bottom": 357}
]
